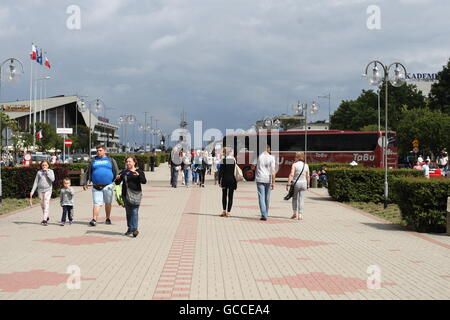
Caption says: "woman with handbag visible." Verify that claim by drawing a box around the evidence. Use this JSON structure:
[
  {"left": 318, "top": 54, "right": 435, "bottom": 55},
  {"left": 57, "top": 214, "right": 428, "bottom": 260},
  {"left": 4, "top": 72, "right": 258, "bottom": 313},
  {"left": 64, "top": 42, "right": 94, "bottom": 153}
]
[
  {"left": 115, "top": 156, "right": 147, "bottom": 237},
  {"left": 286, "top": 152, "right": 310, "bottom": 220},
  {"left": 218, "top": 147, "right": 238, "bottom": 217}
]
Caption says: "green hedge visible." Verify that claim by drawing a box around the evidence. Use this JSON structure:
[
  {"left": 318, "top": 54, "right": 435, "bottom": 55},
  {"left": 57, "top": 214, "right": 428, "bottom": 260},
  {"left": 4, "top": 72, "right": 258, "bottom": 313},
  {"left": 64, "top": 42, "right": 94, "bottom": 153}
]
[
  {"left": 308, "top": 162, "right": 363, "bottom": 172},
  {"left": 1, "top": 166, "right": 69, "bottom": 199},
  {"left": 392, "top": 177, "right": 449, "bottom": 233},
  {"left": 327, "top": 168, "right": 424, "bottom": 203}
]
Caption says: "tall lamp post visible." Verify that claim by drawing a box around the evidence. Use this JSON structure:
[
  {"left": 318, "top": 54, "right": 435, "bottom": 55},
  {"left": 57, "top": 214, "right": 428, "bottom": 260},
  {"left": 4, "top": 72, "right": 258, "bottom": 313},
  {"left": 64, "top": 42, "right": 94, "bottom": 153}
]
[
  {"left": 78, "top": 99, "right": 104, "bottom": 153},
  {"left": 295, "top": 101, "right": 319, "bottom": 164},
  {"left": 0, "top": 58, "right": 24, "bottom": 206},
  {"left": 318, "top": 93, "right": 331, "bottom": 124},
  {"left": 363, "top": 60, "right": 407, "bottom": 209},
  {"left": 118, "top": 114, "right": 136, "bottom": 152}
]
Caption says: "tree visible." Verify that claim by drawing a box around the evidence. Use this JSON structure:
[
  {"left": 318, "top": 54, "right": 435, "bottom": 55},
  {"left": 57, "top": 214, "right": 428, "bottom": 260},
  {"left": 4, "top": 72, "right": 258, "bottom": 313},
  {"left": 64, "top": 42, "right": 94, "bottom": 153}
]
[
  {"left": 68, "top": 125, "right": 97, "bottom": 153},
  {"left": 396, "top": 108, "right": 450, "bottom": 158},
  {"left": 32, "top": 123, "right": 63, "bottom": 152},
  {"left": 330, "top": 83, "right": 426, "bottom": 131},
  {"left": 429, "top": 58, "right": 450, "bottom": 115}
]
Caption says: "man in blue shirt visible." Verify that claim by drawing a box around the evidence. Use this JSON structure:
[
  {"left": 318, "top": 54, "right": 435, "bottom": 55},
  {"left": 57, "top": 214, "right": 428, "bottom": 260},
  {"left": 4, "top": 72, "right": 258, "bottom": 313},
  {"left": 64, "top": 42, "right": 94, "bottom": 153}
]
[{"left": 83, "top": 145, "right": 119, "bottom": 226}]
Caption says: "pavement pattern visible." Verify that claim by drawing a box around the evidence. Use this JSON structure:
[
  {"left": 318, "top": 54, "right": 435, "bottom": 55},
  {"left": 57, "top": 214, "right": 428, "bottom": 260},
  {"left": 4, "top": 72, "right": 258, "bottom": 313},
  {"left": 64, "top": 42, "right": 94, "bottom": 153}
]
[{"left": 0, "top": 167, "right": 449, "bottom": 300}]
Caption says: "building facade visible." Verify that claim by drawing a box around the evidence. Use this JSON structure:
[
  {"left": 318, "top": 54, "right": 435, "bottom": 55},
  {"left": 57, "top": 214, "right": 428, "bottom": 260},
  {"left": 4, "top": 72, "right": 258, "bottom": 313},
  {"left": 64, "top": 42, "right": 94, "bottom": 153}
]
[{"left": 1, "top": 95, "right": 120, "bottom": 152}]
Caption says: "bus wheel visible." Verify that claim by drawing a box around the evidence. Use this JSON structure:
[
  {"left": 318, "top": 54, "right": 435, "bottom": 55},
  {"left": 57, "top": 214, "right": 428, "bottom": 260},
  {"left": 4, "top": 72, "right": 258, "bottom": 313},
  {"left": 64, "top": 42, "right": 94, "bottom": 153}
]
[{"left": 243, "top": 167, "right": 255, "bottom": 181}]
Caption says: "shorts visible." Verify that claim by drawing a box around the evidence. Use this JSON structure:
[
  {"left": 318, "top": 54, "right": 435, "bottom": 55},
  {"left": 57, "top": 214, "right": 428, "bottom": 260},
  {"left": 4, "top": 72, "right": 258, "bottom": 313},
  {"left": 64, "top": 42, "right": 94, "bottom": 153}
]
[{"left": 92, "top": 184, "right": 114, "bottom": 206}]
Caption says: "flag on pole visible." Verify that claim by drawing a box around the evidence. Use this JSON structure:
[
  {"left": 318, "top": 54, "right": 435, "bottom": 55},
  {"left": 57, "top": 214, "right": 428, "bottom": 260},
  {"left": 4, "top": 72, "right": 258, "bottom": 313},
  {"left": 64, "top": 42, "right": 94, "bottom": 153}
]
[
  {"left": 36, "top": 130, "right": 43, "bottom": 139},
  {"left": 44, "top": 56, "right": 51, "bottom": 69},
  {"left": 36, "top": 49, "right": 43, "bottom": 65},
  {"left": 30, "top": 44, "right": 37, "bottom": 60}
]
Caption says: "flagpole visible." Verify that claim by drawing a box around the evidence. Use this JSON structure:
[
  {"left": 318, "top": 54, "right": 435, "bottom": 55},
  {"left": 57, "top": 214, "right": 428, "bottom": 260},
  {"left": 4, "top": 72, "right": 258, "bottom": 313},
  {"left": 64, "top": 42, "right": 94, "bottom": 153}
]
[{"left": 29, "top": 46, "right": 33, "bottom": 133}]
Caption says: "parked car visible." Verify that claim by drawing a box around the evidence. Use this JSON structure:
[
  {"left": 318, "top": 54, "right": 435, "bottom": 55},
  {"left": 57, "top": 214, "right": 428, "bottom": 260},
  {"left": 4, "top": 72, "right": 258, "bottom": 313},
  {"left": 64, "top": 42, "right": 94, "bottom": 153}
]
[{"left": 72, "top": 153, "right": 89, "bottom": 163}]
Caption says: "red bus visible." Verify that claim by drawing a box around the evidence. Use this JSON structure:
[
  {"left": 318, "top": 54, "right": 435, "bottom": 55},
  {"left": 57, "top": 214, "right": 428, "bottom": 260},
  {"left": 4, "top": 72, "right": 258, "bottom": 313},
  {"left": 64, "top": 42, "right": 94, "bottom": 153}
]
[{"left": 222, "top": 130, "right": 398, "bottom": 180}]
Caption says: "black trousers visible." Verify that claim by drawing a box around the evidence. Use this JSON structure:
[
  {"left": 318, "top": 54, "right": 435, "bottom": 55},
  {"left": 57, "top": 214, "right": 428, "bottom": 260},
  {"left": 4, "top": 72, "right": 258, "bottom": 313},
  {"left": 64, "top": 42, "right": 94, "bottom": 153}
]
[
  {"left": 198, "top": 169, "right": 206, "bottom": 185},
  {"left": 222, "top": 188, "right": 235, "bottom": 212}
]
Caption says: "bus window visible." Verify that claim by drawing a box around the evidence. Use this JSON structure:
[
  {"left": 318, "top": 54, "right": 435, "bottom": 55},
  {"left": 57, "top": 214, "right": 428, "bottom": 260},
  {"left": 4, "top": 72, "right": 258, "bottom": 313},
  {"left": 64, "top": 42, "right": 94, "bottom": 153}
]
[
  {"left": 309, "top": 133, "right": 377, "bottom": 151},
  {"left": 279, "top": 134, "right": 305, "bottom": 152}
]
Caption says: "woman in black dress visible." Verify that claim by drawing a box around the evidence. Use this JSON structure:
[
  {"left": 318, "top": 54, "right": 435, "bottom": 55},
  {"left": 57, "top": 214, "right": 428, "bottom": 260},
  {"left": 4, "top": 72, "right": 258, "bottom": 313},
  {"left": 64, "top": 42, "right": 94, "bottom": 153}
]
[{"left": 218, "top": 147, "right": 237, "bottom": 217}]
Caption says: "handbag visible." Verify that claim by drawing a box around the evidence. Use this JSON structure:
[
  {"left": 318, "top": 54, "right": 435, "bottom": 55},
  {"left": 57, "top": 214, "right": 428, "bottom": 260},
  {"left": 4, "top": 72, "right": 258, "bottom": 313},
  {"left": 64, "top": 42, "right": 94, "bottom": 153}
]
[
  {"left": 234, "top": 161, "right": 244, "bottom": 182},
  {"left": 284, "top": 163, "right": 305, "bottom": 201},
  {"left": 124, "top": 174, "right": 142, "bottom": 206}
]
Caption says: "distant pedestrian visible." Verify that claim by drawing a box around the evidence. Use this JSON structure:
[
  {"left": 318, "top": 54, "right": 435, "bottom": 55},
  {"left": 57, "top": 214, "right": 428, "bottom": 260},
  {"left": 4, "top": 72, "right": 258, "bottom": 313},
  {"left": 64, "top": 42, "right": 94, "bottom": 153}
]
[
  {"left": 255, "top": 144, "right": 275, "bottom": 221},
  {"left": 59, "top": 178, "right": 75, "bottom": 226},
  {"left": 195, "top": 151, "right": 207, "bottom": 188},
  {"left": 169, "top": 147, "right": 181, "bottom": 188},
  {"left": 413, "top": 161, "right": 422, "bottom": 170},
  {"left": 213, "top": 151, "right": 222, "bottom": 185},
  {"left": 218, "top": 147, "right": 237, "bottom": 217},
  {"left": 30, "top": 160, "right": 55, "bottom": 226},
  {"left": 286, "top": 152, "right": 310, "bottom": 220},
  {"left": 182, "top": 151, "right": 192, "bottom": 187},
  {"left": 115, "top": 156, "right": 147, "bottom": 237},
  {"left": 422, "top": 159, "right": 430, "bottom": 179},
  {"left": 82, "top": 145, "right": 119, "bottom": 227}
]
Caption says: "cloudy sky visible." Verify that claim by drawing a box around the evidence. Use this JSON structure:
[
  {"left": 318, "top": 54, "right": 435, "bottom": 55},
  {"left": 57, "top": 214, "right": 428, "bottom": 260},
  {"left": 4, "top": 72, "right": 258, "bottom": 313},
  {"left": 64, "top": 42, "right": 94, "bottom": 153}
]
[{"left": 0, "top": 0, "right": 449, "bottom": 144}]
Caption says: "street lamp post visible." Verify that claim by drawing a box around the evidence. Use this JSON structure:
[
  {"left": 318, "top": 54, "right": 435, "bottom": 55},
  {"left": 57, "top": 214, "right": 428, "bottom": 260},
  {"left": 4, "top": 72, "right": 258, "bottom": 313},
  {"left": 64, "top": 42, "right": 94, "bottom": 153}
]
[
  {"left": 318, "top": 93, "right": 331, "bottom": 124},
  {"left": 118, "top": 114, "right": 136, "bottom": 152},
  {"left": 0, "top": 58, "right": 24, "bottom": 206},
  {"left": 295, "top": 101, "right": 319, "bottom": 164},
  {"left": 363, "top": 60, "right": 407, "bottom": 209},
  {"left": 78, "top": 99, "right": 104, "bottom": 153}
]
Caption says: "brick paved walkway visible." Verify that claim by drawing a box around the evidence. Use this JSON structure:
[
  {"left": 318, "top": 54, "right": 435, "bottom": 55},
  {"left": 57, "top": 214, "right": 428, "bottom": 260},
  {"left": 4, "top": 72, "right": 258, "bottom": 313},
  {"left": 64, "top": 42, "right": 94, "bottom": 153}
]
[{"left": 0, "top": 167, "right": 449, "bottom": 300}]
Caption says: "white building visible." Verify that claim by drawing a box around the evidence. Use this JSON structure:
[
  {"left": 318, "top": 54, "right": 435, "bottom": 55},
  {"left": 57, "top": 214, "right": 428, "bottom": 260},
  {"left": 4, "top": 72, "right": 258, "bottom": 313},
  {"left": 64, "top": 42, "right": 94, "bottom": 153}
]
[{"left": 1, "top": 95, "right": 120, "bottom": 152}]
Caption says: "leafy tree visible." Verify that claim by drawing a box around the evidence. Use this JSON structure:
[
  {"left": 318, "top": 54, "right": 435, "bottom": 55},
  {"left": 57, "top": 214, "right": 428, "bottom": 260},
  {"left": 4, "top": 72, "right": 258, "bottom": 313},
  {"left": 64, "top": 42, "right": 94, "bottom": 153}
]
[
  {"left": 330, "top": 83, "right": 426, "bottom": 131},
  {"left": 396, "top": 108, "right": 450, "bottom": 158},
  {"left": 429, "top": 58, "right": 450, "bottom": 115},
  {"left": 360, "top": 124, "right": 385, "bottom": 131},
  {"left": 32, "top": 123, "right": 63, "bottom": 152},
  {"left": 68, "top": 125, "right": 97, "bottom": 153}
]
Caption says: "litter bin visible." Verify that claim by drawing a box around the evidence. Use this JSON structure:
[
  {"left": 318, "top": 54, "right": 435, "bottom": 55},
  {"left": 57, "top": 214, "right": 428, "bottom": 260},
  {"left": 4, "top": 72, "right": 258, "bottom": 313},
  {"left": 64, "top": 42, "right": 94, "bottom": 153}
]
[
  {"left": 311, "top": 178, "right": 318, "bottom": 188},
  {"left": 144, "top": 163, "right": 149, "bottom": 171}
]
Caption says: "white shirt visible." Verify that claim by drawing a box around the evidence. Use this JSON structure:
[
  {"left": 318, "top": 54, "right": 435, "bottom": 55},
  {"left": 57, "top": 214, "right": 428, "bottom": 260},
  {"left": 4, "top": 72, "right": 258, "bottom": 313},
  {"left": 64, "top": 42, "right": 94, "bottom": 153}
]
[
  {"left": 293, "top": 161, "right": 310, "bottom": 184},
  {"left": 255, "top": 152, "right": 275, "bottom": 184}
]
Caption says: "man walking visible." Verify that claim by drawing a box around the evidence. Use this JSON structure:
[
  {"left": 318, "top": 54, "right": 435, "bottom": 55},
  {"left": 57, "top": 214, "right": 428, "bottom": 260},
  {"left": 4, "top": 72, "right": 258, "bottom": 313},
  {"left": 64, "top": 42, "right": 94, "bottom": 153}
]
[
  {"left": 83, "top": 145, "right": 119, "bottom": 226},
  {"left": 169, "top": 147, "right": 181, "bottom": 188},
  {"left": 255, "top": 144, "right": 276, "bottom": 221}
]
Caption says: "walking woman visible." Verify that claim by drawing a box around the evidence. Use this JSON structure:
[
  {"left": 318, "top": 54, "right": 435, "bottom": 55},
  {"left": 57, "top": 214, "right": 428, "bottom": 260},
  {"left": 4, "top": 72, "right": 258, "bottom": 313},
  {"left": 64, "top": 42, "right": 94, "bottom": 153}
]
[
  {"left": 196, "top": 151, "right": 207, "bottom": 188},
  {"left": 286, "top": 152, "right": 310, "bottom": 220},
  {"left": 115, "top": 156, "right": 147, "bottom": 237},
  {"left": 218, "top": 147, "right": 237, "bottom": 217},
  {"left": 30, "top": 160, "right": 55, "bottom": 226}
]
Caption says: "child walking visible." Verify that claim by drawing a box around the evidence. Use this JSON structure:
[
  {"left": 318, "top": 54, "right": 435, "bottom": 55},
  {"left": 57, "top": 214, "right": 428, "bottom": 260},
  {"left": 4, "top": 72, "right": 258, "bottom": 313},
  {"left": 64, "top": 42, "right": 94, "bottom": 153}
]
[
  {"left": 30, "top": 160, "right": 55, "bottom": 226},
  {"left": 60, "top": 178, "right": 75, "bottom": 226}
]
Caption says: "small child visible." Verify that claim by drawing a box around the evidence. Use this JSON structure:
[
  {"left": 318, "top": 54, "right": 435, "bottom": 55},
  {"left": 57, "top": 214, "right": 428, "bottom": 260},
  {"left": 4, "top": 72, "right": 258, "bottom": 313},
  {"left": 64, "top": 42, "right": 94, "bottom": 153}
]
[{"left": 60, "top": 178, "right": 75, "bottom": 226}]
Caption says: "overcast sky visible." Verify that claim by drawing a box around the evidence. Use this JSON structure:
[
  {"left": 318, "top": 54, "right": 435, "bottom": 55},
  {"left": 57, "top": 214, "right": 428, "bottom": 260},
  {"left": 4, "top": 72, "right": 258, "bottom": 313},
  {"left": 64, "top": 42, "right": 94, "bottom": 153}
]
[{"left": 0, "top": 0, "right": 449, "bottom": 144}]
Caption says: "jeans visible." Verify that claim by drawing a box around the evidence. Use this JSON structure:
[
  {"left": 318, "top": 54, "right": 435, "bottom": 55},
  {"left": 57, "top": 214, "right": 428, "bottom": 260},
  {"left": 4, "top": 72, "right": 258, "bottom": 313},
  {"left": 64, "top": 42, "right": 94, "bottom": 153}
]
[
  {"left": 171, "top": 166, "right": 179, "bottom": 187},
  {"left": 124, "top": 195, "right": 139, "bottom": 232},
  {"left": 61, "top": 205, "right": 74, "bottom": 223},
  {"left": 192, "top": 170, "right": 198, "bottom": 183},
  {"left": 198, "top": 169, "right": 206, "bottom": 185},
  {"left": 256, "top": 182, "right": 271, "bottom": 218},
  {"left": 183, "top": 168, "right": 191, "bottom": 185}
]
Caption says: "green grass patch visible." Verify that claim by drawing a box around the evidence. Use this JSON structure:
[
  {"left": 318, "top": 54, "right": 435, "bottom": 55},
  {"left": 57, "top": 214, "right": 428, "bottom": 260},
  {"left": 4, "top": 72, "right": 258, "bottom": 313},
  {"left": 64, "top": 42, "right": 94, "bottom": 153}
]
[
  {"left": 347, "top": 202, "right": 409, "bottom": 227},
  {"left": 0, "top": 198, "right": 40, "bottom": 216}
]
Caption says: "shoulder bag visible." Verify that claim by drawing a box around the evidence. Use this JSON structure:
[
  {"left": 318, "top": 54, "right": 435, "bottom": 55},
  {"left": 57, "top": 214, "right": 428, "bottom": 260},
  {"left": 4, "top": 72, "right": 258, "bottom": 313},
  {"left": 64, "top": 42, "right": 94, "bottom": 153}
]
[
  {"left": 284, "top": 163, "right": 305, "bottom": 201},
  {"left": 124, "top": 174, "right": 142, "bottom": 206},
  {"left": 234, "top": 160, "right": 244, "bottom": 182}
]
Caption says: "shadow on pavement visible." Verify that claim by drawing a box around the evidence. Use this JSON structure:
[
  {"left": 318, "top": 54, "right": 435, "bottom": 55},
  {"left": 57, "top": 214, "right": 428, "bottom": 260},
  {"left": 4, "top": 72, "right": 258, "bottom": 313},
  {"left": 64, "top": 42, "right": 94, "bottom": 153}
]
[
  {"left": 183, "top": 212, "right": 293, "bottom": 221},
  {"left": 361, "top": 222, "right": 408, "bottom": 231},
  {"left": 85, "top": 230, "right": 127, "bottom": 237},
  {"left": 306, "top": 197, "right": 334, "bottom": 201}
]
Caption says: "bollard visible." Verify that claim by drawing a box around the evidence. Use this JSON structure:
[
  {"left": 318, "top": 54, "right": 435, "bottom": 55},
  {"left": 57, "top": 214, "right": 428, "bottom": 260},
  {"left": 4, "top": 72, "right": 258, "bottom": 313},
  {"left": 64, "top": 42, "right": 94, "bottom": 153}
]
[{"left": 447, "top": 196, "right": 450, "bottom": 236}]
